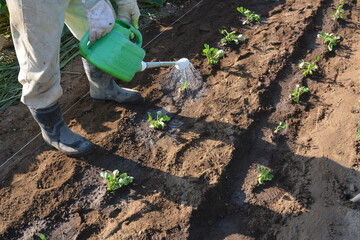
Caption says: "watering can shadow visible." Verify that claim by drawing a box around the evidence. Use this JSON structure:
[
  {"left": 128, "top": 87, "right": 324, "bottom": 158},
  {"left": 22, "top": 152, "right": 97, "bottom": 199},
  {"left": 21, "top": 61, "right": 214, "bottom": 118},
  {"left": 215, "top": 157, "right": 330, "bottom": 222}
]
[{"left": 80, "top": 19, "right": 189, "bottom": 82}]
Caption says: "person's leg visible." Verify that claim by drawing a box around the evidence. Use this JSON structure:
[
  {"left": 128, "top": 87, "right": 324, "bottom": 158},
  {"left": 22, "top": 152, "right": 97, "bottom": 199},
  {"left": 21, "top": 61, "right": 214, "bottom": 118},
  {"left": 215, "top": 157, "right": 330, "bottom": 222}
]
[
  {"left": 7, "top": 0, "right": 93, "bottom": 155},
  {"left": 65, "top": 0, "right": 142, "bottom": 103},
  {"left": 81, "top": 58, "right": 142, "bottom": 103},
  {"left": 7, "top": 0, "right": 67, "bottom": 109},
  {"left": 28, "top": 102, "right": 93, "bottom": 156}
]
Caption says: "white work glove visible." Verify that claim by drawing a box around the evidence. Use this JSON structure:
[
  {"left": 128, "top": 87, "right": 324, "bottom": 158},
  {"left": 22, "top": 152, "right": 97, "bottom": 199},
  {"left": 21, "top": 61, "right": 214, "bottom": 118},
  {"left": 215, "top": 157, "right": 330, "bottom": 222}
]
[
  {"left": 86, "top": 0, "right": 116, "bottom": 42},
  {"left": 115, "top": 0, "right": 140, "bottom": 29}
]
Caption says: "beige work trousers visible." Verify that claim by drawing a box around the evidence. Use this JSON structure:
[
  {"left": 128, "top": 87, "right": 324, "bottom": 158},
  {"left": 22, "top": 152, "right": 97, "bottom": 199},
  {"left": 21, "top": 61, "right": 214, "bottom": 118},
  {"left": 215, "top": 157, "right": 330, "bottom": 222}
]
[{"left": 7, "top": 0, "right": 94, "bottom": 109}]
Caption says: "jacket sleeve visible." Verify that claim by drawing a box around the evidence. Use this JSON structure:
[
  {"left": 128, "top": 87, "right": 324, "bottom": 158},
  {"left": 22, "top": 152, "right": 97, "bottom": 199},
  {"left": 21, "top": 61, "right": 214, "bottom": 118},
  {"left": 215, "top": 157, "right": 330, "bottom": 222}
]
[{"left": 82, "top": 0, "right": 101, "bottom": 10}]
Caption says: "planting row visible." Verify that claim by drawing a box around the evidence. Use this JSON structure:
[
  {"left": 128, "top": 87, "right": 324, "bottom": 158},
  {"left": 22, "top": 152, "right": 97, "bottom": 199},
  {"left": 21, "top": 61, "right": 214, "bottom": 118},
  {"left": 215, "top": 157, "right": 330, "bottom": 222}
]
[{"left": 100, "top": 1, "right": 357, "bottom": 193}]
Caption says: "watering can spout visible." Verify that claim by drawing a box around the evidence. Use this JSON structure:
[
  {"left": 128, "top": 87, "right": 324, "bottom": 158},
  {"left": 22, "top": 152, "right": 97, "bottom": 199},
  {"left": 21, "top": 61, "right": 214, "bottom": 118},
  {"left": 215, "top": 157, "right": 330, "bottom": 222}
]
[{"left": 141, "top": 58, "right": 190, "bottom": 71}]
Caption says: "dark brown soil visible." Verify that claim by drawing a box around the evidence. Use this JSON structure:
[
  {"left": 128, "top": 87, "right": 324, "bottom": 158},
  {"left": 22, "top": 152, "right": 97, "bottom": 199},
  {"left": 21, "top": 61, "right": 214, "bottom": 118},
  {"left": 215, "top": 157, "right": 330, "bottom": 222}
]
[{"left": 1, "top": 0, "right": 359, "bottom": 239}]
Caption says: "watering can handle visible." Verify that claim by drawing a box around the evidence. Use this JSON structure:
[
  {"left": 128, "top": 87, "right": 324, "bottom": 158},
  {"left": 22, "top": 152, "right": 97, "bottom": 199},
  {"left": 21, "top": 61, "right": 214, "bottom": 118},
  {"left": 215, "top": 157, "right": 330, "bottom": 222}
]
[
  {"left": 115, "top": 19, "right": 143, "bottom": 46},
  {"left": 79, "top": 19, "right": 143, "bottom": 55}
]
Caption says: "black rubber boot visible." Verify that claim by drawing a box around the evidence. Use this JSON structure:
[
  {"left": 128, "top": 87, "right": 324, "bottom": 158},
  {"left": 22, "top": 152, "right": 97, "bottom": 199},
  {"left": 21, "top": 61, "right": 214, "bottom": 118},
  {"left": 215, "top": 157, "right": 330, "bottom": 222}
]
[
  {"left": 82, "top": 58, "right": 142, "bottom": 104},
  {"left": 29, "top": 102, "right": 94, "bottom": 156}
]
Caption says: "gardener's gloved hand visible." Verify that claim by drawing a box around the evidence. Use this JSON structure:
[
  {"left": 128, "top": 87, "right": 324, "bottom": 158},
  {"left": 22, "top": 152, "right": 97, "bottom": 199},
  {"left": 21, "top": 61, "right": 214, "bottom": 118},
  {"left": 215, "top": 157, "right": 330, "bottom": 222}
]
[
  {"left": 86, "top": 0, "right": 116, "bottom": 42},
  {"left": 115, "top": 0, "right": 140, "bottom": 29}
]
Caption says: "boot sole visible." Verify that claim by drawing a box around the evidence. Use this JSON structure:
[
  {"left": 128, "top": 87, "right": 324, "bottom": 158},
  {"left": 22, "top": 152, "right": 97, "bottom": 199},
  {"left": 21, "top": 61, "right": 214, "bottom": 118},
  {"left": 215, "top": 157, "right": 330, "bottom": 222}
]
[{"left": 44, "top": 142, "right": 95, "bottom": 158}]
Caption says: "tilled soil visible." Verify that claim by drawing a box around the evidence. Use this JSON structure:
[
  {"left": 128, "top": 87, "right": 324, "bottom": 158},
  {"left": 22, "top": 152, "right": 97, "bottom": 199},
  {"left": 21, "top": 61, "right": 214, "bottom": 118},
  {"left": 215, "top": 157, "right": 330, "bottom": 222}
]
[{"left": 0, "top": 0, "right": 359, "bottom": 239}]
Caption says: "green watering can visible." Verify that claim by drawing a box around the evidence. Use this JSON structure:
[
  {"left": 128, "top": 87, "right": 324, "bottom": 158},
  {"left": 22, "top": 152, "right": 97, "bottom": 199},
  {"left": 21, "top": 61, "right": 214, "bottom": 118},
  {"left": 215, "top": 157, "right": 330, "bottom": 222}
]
[{"left": 80, "top": 20, "right": 190, "bottom": 82}]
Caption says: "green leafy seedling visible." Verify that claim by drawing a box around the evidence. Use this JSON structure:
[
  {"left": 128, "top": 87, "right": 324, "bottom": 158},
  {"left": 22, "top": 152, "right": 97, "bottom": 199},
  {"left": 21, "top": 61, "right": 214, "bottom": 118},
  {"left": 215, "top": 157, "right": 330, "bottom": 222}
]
[
  {"left": 147, "top": 111, "right": 171, "bottom": 129},
  {"left": 317, "top": 32, "right": 341, "bottom": 51},
  {"left": 237, "top": 7, "right": 261, "bottom": 24},
  {"left": 289, "top": 84, "right": 309, "bottom": 103},
  {"left": 357, "top": 126, "right": 360, "bottom": 139},
  {"left": 298, "top": 56, "right": 320, "bottom": 77},
  {"left": 257, "top": 165, "right": 274, "bottom": 185},
  {"left": 331, "top": 3, "right": 345, "bottom": 20},
  {"left": 178, "top": 80, "right": 189, "bottom": 93},
  {"left": 100, "top": 170, "right": 134, "bottom": 192},
  {"left": 202, "top": 44, "right": 224, "bottom": 65},
  {"left": 219, "top": 29, "right": 246, "bottom": 45},
  {"left": 35, "top": 233, "right": 46, "bottom": 240},
  {"left": 274, "top": 121, "right": 286, "bottom": 133}
]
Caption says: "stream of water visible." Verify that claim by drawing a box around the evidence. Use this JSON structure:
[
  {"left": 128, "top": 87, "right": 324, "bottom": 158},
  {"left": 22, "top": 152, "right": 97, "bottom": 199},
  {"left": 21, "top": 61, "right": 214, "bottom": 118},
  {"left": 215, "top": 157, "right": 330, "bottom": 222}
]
[{"left": 162, "top": 62, "right": 203, "bottom": 98}]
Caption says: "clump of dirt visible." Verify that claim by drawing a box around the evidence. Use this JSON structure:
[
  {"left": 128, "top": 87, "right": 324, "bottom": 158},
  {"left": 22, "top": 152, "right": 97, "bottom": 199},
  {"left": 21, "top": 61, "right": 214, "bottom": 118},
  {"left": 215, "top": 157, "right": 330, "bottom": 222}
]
[{"left": 0, "top": 0, "right": 359, "bottom": 239}]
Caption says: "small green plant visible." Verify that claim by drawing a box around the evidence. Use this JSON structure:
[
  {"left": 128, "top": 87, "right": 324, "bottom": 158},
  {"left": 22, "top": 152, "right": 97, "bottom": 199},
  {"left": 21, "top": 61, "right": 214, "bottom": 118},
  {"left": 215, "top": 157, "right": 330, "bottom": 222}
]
[
  {"left": 178, "top": 80, "right": 189, "bottom": 93},
  {"left": 236, "top": 7, "right": 261, "bottom": 24},
  {"left": 100, "top": 170, "right": 134, "bottom": 192},
  {"left": 289, "top": 84, "right": 309, "bottom": 103},
  {"left": 202, "top": 44, "right": 224, "bottom": 65},
  {"left": 35, "top": 233, "right": 46, "bottom": 240},
  {"left": 317, "top": 32, "right": 341, "bottom": 51},
  {"left": 357, "top": 126, "right": 360, "bottom": 138},
  {"left": 147, "top": 111, "right": 171, "bottom": 129},
  {"left": 298, "top": 56, "right": 320, "bottom": 77},
  {"left": 219, "top": 29, "right": 246, "bottom": 45},
  {"left": 274, "top": 121, "right": 286, "bottom": 133},
  {"left": 331, "top": 4, "right": 345, "bottom": 20},
  {"left": 257, "top": 165, "right": 274, "bottom": 185}
]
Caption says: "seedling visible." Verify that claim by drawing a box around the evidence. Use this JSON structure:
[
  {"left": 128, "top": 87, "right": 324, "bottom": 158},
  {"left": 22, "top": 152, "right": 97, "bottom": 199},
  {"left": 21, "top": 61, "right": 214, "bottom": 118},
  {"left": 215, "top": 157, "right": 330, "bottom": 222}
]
[
  {"left": 317, "top": 32, "right": 341, "bottom": 51},
  {"left": 357, "top": 126, "right": 360, "bottom": 138},
  {"left": 274, "top": 121, "right": 286, "bottom": 133},
  {"left": 147, "top": 111, "right": 171, "bottom": 129},
  {"left": 257, "top": 165, "right": 274, "bottom": 185},
  {"left": 100, "top": 170, "right": 134, "bottom": 192},
  {"left": 202, "top": 44, "right": 224, "bottom": 65},
  {"left": 289, "top": 84, "right": 309, "bottom": 103},
  {"left": 298, "top": 56, "right": 320, "bottom": 77},
  {"left": 35, "top": 233, "right": 46, "bottom": 240},
  {"left": 219, "top": 29, "right": 246, "bottom": 45},
  {"left": 237, "top": 7, "right": 261, "bottom": 24},
  {"left": 331, "top": 4, "right": 345, "bottom": 20},
  {"left": 178, "top": 80, "right": 189, "bottom": 92}
]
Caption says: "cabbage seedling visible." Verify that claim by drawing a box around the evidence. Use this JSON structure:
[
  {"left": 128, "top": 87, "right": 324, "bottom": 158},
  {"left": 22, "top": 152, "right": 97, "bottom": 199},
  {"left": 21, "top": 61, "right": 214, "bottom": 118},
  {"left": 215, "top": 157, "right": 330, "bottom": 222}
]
[
  {"left": 257, "top": 165, "right": 274, "bottom": 185},
  {"left": 274, "top": 121, "right": 286, "bottom": 133},
  {"left": 219, "top": 29, "right": 246, "bottom": 45},
  {"left": 147, "top": 111, "right": 171, "bottom": 129},
  {"left": 331, "top": 3, "right": 345, "bottom": 20},
  {"left": 299, "top": 56, "right": 320, "bottom": 77},
  {"left": 289, "top": 84, "right": 309, "bottom": 103},
  {"left": 100, "top": 170, "right": 134, "bottom": 192},
  {"left": 317, "top": 32, "right": 341, "bottom": 51},
  {"left": 35, "top": 233, "right": 46, "bottom": 240},
  {"left": 357, "top": 127, "right": 360, "bottom": 138},
  {"left": 203, "top": 44, "right": 224, "bottom": 65},
  {"left": 236, "top": 7, "right": 261, "bottom": 24},
  {"left": 178, "top": 80, "right": 189, "bottom": 93}
]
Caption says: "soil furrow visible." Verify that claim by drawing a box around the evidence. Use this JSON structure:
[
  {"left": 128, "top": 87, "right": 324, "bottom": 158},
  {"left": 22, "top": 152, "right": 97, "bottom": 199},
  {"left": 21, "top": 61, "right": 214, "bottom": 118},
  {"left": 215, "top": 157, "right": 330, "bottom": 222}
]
[{"left": 0, "top": 0, "right": 359, "bottom": 239}]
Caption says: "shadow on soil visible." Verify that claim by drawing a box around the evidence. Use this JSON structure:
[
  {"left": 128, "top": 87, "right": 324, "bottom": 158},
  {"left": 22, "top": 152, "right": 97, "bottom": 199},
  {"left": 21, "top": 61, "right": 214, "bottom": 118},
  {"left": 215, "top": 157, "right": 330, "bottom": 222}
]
[
  {"left": 1, "top": 96, "right": 359, "bottom": 239},
  {"left": 187, "top": 137, "right": 360, "bottom": 240}
]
